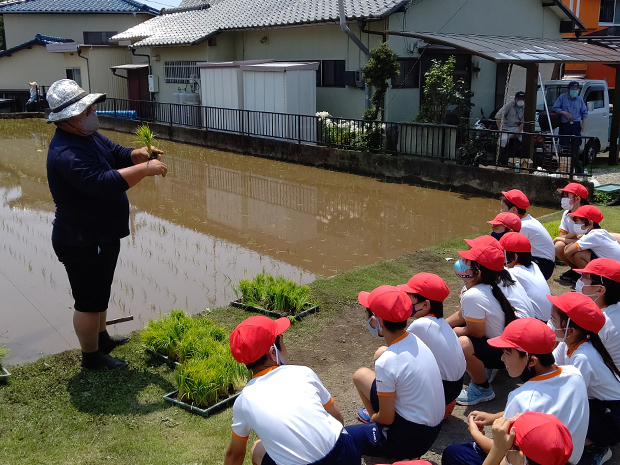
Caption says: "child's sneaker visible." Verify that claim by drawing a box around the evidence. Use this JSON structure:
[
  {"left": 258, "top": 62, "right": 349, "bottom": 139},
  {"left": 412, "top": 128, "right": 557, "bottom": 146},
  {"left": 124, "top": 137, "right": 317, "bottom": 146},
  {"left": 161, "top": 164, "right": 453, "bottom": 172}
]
[
  {"left": 444, "top": 400, "right": 457, "bottom": 419},
  {"left": 456, "top": 382, "right": 495, "bottom": 406},
  {"left": 579, "top": 444, "right": 612, "bottom": 465}
]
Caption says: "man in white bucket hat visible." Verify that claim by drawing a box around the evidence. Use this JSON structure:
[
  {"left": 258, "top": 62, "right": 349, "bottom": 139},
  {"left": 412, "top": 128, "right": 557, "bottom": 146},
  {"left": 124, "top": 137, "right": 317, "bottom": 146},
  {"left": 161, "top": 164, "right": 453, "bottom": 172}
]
[{"left": 46, "top": 79, "right": 167, "bottom": 370}]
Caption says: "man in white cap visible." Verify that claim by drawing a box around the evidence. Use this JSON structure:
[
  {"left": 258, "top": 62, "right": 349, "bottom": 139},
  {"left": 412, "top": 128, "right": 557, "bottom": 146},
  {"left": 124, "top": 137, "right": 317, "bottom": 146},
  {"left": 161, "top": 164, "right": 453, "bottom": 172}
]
[{"left": 46, "top": 79, "right": 168, "bottom": 370}]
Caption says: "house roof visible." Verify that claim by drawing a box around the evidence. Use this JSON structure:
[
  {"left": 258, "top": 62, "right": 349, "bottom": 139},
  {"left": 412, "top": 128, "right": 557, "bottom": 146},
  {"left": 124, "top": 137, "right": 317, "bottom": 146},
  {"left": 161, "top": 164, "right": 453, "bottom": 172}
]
[
  {"left": 0, "top": 34, "right": 75, "bottom": 58},
  {"left": 0, "top": 0, "right": 159, "bottom": 15},
  {"left": 111, "top": 0, "right": 412, "bottom": 47}
]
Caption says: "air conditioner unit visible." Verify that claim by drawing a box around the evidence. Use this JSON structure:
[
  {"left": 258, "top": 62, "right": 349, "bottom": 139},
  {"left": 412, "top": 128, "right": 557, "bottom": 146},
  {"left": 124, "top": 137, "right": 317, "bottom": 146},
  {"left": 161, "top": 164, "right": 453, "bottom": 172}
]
[{"left": 148, "top": 74, "right": 159, "bottom": 93}]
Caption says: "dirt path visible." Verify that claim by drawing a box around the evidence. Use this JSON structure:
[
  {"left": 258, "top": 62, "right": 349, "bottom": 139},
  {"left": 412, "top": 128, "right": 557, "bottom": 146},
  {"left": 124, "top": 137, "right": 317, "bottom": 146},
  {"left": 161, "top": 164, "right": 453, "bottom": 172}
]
[{"left": 289, "top": 256, "right": 614, "bottom": 464}]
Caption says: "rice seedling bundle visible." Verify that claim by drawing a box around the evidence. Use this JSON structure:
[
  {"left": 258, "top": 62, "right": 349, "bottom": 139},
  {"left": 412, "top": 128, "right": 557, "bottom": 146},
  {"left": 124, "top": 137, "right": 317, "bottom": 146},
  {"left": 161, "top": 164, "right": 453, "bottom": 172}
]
[
  {"left": 234, "top": 270, "right": 314, "bottom": 315},
  {"left": 141, "top": 310, "right": 194, "bottom": 360},
  {"left": 135, "top": 124, "right": 158, "bottom": 159}
]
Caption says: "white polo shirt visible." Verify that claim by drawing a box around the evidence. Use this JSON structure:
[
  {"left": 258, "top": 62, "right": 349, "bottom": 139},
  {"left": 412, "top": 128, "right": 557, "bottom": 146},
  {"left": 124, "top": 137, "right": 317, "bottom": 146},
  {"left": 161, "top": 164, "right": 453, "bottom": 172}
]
[
  {"left": 500, "top": 279, "right": 536, "bottom": 319},
  {"left": 601, "top": 302, "right": 620, "bottom": 369},
  {"left": 461, "top": 284, "right": 506, "bottom": 338},
  {"left": 375, "top": 332, "right": 444, "bottom": 427},
  {"left": 554, "top": 341, "right": 620, "bottom": 401},
  {"left": 231, "top": 365, "right": 342, "bottom": 465},
  {"left": 559, "top": 210, "right": 576, "bottom": 234},
  {"left": 520, "top": 215, "right": 555, "bottom": 262},
  {"left": 407, "top": 316, "right": 466, "bottom": 382},
  {"left": 508, "top": 264, "right": 552, "bottom": 322},
  {"left": 503, "top": 365, "right": 588, "bottom": 464},
  {"left": 575, "top": 229, "right": 620, "bottom": 261}
]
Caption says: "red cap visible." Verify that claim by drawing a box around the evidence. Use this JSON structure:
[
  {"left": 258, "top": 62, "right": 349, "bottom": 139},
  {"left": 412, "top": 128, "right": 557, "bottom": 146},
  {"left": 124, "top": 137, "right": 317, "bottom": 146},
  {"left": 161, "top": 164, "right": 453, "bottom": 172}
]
[
  {"left": 487, "top": 212, "right": 522, "bottom": 232},
  {"left": 499, "top": 232, "right": 532, "bottom": 253},
  {"left": 397, "top": 273, "right": 450, "bottom": 302},
  {"left": 464, "top": 235, "right": 502, "bottom": 249},
  {"left": 502, "top": 189, "right": 530, "bottom": 209},
  {"left": 360, "top": 285, "right": 412, "bottom": 323},
  {"left": 230, "top": 316, "right": 290, "bottom": 365},
  {"left": 459, "top": 245, "right": 505, "bottom": 271},
  {"left": 488, "top": 318, "right": 555, "bottom": 353},
  {"left": 513, "top": 412, "right": 573, "bottom": 465},
  {"left": 574, "top": 258, "right": 620, "bottom": 283},
  {"left": 558, "top": 182, "right": 589, "bottom": 199},
  {"left": 547, "top": 292, "right": 605, "bottom": 333},
  {"left": 570, "top": 205, "right": 603, "bottom": 224}
]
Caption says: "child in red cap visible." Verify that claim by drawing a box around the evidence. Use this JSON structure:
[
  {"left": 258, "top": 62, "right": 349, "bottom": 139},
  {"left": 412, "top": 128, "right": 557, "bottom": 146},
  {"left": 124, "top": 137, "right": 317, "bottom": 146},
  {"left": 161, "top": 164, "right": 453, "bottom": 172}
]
[
  {"left": 550, "top": 292, "right": 620, "bottom": 464},
  {"left": 487, "top": 212, "right": 522, "bottom": 242},
  {"left": 574, "top": 258, "right": 620, "bottom": 370},
  {"left": 347, "top": 285, "right": 444, "bottom": 461},
  {"left": 482, "top": 412, "right": 573, "bottom": 465},
  {"left": 500, "top": 232, "right": 552, "bottom": 322},
  {"left": 500, "top": 189, "right": 555, "bottom": 279},
  {"left": 446, "top": 244, "right": 518, "bottom": 405},
  {"left": 563, "top": 205, "right": 620, "bottom": 271},
  {"left": 396, "top": 273, "right": 466, "bottom": 414},
  {"left": 225, "top": 316, "right": 360, "bottom": 465},
  {"left": 442, "top": 318, "right": 588, "bottom": 465},
  {"left": 554, "top": 182, "right": 590, "bottom": 282}
]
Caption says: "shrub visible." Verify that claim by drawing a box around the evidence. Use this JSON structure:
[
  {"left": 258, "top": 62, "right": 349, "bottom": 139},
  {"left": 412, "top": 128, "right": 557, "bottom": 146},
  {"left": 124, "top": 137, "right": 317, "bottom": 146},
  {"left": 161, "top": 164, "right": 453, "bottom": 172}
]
[{"left": 233, "top": 270, "right": 315, "bottom": 315}]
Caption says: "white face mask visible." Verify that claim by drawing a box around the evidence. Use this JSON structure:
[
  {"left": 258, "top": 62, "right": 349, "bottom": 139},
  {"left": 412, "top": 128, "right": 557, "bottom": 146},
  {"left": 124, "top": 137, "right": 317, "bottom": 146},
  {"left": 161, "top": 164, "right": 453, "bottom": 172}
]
[
  {"left": 572, "top": 223, "right": 587, "bottom": 235},
  {"left": 516, "top": 100, "right": 524, "bottom": 107},
  {"left": 366, "top": 316, "right": 382, "bottom": 338},
  {"left": 550, "top": 318, "right": 571, "bottom": 343},
  {"left": 272, "top": 344, "right": 285, "bottom": 366},
  {"left": 561, "top": 197, "right": 573, "bottom": 210},
  {"left": 576, "top": 279, "right": 602, "bottom": 303}
]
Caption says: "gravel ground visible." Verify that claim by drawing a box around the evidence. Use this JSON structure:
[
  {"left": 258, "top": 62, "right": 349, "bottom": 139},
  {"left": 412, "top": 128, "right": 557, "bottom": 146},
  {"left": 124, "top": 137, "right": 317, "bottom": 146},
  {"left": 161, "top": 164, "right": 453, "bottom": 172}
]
[{"left": 592, "top": 151, "right": 620, "bottom": 185}]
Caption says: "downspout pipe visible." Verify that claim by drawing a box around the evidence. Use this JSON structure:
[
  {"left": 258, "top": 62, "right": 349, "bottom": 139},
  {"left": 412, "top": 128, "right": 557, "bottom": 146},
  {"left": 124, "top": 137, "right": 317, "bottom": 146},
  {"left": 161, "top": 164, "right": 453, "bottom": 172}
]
[
  {"left": 338, "top": 0, "right": 371, "bottom": 109},
  {"left": 130, "top": 46, "right": 153, "bottom": 101},
  {"left": 77, "top": 47, "right": 91, "bottom": 92}
]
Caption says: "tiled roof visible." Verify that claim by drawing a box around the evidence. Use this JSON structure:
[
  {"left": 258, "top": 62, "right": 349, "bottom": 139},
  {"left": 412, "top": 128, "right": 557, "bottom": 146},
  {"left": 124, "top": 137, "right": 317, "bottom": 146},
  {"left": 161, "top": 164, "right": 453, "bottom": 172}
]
[
  {"left": 112, "top": 0, "right": 410, "bottom": 47},
  {"left": 0, "top": 34, "right": 74, "bottom": 58},
  {"left": 0, "top": 0, "right": 159, "bottom": 15}
]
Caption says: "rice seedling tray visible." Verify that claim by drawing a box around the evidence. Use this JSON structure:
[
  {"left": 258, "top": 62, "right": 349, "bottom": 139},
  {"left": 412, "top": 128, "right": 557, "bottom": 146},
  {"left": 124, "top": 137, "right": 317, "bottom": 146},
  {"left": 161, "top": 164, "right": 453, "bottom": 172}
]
[
  {"left": 163, "top": 390, "right": 240, "bottom": 418},
  {"left": 230, "top": 300, "right": 319, "bottom": 321},
  {"left": 143, "top": 346, "right": 180, "bottom": 368},
  {"left": 0, "top": 366, "right": 10, "bottom": 384}
]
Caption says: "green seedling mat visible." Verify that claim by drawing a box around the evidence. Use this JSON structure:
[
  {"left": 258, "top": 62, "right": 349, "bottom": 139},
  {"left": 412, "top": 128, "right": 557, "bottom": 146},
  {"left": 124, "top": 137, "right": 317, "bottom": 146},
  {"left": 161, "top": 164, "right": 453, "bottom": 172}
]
[
  {"left": 595, "top": 183, "right": 620, "bottom": 194},
  {"left": 0, "top": 366, "right": 10, "bottom": 384},
  {"left": 143, "top": 346, "right": 180, "bottom": 368},
  {"left": 163, "top": 390, "right": 240, "bottom": 418},
  {"left": 230, "top": 300, "right": 319, "bottom": 321}
]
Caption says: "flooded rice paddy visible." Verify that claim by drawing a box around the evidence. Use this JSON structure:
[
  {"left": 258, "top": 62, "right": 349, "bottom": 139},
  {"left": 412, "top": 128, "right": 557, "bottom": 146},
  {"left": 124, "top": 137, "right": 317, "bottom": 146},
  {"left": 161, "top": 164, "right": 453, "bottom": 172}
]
[{"left": 0, "top": 119, "right": 552, "bottom": 364}]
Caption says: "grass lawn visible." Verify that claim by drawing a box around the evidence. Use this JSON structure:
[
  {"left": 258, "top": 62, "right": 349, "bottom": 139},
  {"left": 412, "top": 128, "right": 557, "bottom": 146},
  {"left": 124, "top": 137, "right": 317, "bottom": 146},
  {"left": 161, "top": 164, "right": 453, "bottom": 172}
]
[{"left": 2, "top": 203, "right": 620, "bottom": 464}]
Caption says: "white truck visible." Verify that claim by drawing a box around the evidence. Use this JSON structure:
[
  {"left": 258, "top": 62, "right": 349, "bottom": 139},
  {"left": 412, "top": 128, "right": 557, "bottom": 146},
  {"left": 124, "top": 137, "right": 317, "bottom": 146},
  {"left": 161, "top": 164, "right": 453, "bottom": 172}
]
[{"left": 536, "top": 79, "right": 610, "bottom": 164}]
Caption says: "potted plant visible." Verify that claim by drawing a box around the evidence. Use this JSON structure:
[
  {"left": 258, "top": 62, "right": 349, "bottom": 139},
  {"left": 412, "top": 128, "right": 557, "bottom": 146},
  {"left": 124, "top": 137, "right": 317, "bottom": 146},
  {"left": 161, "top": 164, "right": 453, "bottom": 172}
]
[
  {"left": 0, "top": 343, "right": 10, "bottom": 384},
  {"left": 232, "top": 270, "right": 319, "bottom": 320}
]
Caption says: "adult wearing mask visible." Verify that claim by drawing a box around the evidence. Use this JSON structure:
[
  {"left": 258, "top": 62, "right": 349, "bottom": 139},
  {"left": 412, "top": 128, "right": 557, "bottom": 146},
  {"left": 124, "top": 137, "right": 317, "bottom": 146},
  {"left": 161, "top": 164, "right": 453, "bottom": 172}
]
[
  {"left": 496, "top": 91, "right": 525, "bottom": 165},
  {"left": 551, "top": 81, "right": 588, "bottom": 174},
  {"left": 554, "top": 182, "right": 590, "bottom": 283},
  {"left": 46, "top": 79, "right": 167, "bottom": 370}
]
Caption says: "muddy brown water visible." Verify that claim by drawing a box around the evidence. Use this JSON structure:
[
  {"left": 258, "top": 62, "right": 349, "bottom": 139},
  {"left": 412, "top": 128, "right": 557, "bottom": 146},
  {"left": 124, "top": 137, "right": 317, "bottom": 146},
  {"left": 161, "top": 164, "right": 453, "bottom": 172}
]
[{"left": 0, "top": 119, "right": 553, "bottom": 364}]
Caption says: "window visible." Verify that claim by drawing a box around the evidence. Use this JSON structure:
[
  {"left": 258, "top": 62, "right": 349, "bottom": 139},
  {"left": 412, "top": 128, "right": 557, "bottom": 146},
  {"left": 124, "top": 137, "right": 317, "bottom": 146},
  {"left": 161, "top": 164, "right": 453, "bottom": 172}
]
[
  {"left": 391, "top": 58, "right": 420, "bottom": 89},
  {"left": 599, "top": 0, "right": 620, "bottom": 23},
  {"left": 164, "top": 61, "right": 200, "bottom": 84},
  {"left": 585, "top": 88, "right": 605, "bottom": 109},
  {"left": 66, "top": 68, "right": 82, "bottom": 87},
  {"left": 321, "top": 60, "right": 345, "bottom": 87},
  {"left": 83, "top": 31, "right": 118, "bottom": 45}
]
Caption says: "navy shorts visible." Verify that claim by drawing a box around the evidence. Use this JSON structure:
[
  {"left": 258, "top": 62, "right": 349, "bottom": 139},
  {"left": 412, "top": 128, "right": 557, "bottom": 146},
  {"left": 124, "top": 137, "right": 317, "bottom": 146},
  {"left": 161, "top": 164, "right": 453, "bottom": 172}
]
[
  {"left": 442, "top": 441, "right": 487, "bottom": 465},
  {"left": 468, "top": 336, "right": 505, "bottom": 369},
  {"left": 345, "top": 380, "right": 442, "bottom": 460},
  {"left": 53, "top": 240, "right": 120, "bottom": 313},
  {"left": 588, "top": 398, "right": 620, "bottom": 447},
  {"left": 443, "top": 376, "right": 465, "bottom": 405},
  {"left": 532, "top": 256, "right": 555, "bottom": 280},
  {"left": 261, "top": 430, "right": 361, "bottom": 465}
]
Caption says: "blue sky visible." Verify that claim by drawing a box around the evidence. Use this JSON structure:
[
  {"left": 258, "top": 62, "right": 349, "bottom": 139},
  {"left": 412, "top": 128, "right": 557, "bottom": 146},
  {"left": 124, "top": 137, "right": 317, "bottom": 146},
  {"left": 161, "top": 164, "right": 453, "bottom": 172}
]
[{"left": 141, "top": 0, "right": 182, "bottom": 10}]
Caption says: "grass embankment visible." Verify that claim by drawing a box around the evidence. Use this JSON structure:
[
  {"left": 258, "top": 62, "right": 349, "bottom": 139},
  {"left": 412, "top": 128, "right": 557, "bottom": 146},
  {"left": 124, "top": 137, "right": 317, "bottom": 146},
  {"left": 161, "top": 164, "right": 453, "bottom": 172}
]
[{"left": 2, "top": 206, "right": 620, "bottom": 464}]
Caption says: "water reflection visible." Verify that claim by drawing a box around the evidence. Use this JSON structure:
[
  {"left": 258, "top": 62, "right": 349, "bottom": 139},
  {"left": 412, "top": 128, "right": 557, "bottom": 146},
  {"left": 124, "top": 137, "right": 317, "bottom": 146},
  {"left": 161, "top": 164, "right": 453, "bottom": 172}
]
[{"left": 0, "top": 119, "right": 552, "bottom": 364}]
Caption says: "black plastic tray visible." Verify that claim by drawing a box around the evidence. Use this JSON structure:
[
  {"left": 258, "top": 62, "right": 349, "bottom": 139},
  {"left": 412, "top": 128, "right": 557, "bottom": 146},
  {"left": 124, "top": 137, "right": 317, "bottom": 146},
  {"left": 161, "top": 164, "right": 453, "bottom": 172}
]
[
  {"left": 143, "top": 346, "right": 180, "bottom": 368},
  {"left": 163, "top": 390, "right": 240, "bottom": 418},
  {"left": 230, "top": 299, "right": 319, "bottom": 321}
]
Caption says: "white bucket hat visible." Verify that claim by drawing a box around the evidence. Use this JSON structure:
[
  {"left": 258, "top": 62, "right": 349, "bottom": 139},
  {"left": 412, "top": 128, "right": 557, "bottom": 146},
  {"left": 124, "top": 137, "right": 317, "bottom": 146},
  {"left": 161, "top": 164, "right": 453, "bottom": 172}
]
[{"left": 46, "top": 79, "right": 106, "bottom": 123}]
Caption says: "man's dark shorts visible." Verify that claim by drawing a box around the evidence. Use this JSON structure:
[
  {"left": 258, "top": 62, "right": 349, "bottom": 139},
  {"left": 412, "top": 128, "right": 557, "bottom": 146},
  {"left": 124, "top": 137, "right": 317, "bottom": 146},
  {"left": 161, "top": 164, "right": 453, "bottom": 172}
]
[{"left": 53, "top": 240, "right": 120, "bottom": 313}]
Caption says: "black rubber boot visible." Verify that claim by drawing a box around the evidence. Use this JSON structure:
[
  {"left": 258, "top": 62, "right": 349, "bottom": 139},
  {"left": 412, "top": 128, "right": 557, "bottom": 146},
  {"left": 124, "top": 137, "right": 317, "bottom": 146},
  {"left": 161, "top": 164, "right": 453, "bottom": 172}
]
[
  {"left": 98, "top": 330, "right": 130, "bottom": 355},
  {"left": 81, "top": 350, "right": 128, "bottom": 370},
  {"left": 607, "top": 194, "right": 620, "bottom": 207}
]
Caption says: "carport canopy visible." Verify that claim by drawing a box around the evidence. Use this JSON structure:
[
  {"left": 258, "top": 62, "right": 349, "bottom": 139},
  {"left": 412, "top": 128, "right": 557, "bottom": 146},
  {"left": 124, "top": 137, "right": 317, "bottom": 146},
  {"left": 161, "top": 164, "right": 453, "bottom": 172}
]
[{"left": 386, "top": 31, "right": 620, "bottom": 164}]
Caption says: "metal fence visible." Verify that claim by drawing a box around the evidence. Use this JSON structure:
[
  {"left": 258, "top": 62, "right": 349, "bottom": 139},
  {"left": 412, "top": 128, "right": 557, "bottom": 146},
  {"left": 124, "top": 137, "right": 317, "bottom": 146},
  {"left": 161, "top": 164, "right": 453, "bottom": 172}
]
[
  {"left": 97, "top": 97, "right": 593, "bottom": 177},
  {"left": 0, "top": 87, "right": 48, "bottom": 112}
]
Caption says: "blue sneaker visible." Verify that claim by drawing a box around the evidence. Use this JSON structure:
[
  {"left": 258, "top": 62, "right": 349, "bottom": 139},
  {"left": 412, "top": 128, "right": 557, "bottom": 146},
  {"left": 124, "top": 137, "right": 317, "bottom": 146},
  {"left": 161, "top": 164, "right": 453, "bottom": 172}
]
[
  {"left": 578, "top": 445, "right": 612, "bottom": 465},
  {"left": 456, "top": 382, "right": 495, "bottom": 406},
  {"left": 356, "top": 408, "right": 371, "bottom": 423}
]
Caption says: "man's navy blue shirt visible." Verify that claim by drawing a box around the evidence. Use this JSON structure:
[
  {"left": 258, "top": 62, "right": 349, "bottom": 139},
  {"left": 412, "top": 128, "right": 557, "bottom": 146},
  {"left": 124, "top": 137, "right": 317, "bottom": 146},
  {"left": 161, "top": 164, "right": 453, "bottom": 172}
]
[{"left": 47, "top": 128, "right": 134, "bottom": 246}]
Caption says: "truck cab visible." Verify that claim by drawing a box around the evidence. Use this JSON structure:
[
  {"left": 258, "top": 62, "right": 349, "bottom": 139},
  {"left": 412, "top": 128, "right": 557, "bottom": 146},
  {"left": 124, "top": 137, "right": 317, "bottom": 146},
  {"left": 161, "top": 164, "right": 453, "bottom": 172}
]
[{"left": 536, "top": 79, "right": 610, "bottom": 163}]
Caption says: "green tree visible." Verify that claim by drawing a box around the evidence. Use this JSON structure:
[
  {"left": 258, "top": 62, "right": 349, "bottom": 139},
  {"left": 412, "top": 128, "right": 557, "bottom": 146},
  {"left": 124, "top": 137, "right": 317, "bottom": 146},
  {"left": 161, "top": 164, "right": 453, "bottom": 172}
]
[
  {"left": 361, "top": 42, "right": 400, "bottom": 122},
  {"left": 416, "top": 56, "right": 473, "bottom": 125}
]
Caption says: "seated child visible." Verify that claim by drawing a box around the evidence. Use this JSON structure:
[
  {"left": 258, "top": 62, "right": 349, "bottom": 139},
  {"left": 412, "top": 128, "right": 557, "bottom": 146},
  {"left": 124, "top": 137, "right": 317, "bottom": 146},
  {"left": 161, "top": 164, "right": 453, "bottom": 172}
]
[
  {"left": 555, "top": 182, "right": 590, "bottom": 283},
  {"left": 346, "top": 285, "right": 444, "bottom": 461},
  {"left": 487, "top": 212, "right": 522, "bottom": 241}
]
